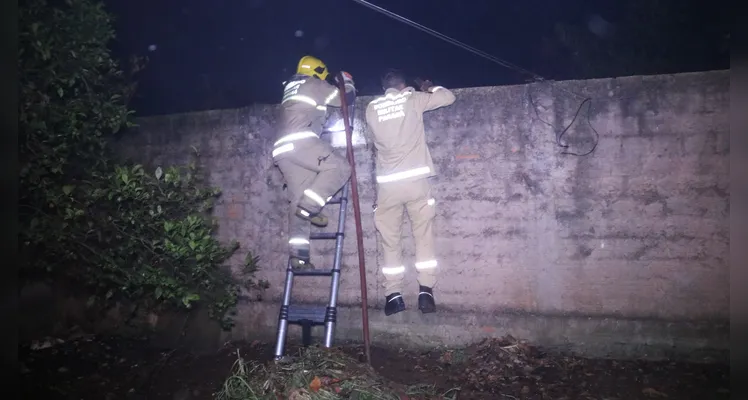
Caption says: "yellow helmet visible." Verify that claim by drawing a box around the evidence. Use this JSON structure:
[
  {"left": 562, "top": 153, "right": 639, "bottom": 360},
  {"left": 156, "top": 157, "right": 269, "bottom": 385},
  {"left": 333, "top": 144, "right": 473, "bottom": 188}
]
[{"left": 297, "top": 55, "right": 329, "bottom": 80}]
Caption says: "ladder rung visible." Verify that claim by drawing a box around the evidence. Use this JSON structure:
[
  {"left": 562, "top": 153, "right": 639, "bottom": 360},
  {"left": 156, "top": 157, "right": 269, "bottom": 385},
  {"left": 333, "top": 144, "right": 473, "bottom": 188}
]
[
  {"left": 326, "top": 197, "right": 346, "bottom": 205},
  {"left": 287, "top": 305, "right": 327, "bottom": 325},
  {"left": 291, "top": 269, "right": 340, "bottom": 277},
  {"left": 310, "top": 232, "right": 342, "bottom": 240}
]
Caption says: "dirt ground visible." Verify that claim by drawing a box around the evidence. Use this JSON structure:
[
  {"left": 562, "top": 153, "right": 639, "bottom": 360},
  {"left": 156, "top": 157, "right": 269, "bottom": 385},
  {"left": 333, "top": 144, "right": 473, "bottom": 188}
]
[{"left": 20, "top": 331, "right": 730, "bottom": 400}]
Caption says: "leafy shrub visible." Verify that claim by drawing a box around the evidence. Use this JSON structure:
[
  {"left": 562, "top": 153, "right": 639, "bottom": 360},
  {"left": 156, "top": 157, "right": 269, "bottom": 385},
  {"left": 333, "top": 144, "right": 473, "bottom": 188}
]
[{"left": 18, "top": 0, "right": 266, "bottom": 329}]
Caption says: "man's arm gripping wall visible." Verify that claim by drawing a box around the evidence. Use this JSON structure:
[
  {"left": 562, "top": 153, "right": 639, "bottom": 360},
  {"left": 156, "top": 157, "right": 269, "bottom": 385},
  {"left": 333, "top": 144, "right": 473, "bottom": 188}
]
[{"left": 412, "top": 86, "right": 456, "bottom": 113}]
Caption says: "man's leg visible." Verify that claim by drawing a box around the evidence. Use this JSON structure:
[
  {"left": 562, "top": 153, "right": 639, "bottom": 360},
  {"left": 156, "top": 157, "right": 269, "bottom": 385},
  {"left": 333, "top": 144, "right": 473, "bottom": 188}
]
[
  {"left": 374, "top": 185, "right": 406, "bottom": 316},
  {"left": 276, "top": 158, "right": 316, "bottom": 269},
  {"left": 296, "top": 139, "right": 351, "bottom": 216},
  {"left": 404, "top": 179, "right": 438, "bottom": 313}
]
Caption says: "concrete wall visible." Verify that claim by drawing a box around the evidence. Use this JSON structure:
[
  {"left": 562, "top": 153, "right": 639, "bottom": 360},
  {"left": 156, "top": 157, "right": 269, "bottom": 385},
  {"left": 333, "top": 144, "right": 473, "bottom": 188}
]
[{"left": 115, "top": 70, "right": 730, "bottom": 360}]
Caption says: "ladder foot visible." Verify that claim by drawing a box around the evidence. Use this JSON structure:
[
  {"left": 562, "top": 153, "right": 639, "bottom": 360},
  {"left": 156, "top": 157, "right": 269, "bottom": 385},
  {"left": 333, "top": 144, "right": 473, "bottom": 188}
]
[
  {"left": 301, "top": 321, "right": 313, "bottom": 347},
  {"left": 274, "top": 355, "right": 295, "bottom": 364}
]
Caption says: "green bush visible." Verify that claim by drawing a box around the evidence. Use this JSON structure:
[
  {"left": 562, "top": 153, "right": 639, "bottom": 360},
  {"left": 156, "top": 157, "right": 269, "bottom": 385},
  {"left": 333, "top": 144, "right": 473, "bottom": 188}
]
[{"left": 18, "top": 0, "right": 266, "bottom": 329}]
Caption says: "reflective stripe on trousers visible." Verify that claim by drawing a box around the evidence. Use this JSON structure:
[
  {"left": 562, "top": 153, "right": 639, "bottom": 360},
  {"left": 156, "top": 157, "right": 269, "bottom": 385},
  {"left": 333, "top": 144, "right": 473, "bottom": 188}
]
[
  {"left": 382, "top": 260, "right": 436, "bottom": 276},
  {"left": 415, "top": 259, "right": 437, "bottom": 270},
  {"left": 288, "top": 237, "right": 310, "bottom": 246},
  {"left": 272, "top": 131, "right": 319, "bottom": 158},
  {"left": 382, "top": 265, "right": 405, "bottom": 275},
  {"left": 274, "top": 131, "right": 318, "bottom": 147}
]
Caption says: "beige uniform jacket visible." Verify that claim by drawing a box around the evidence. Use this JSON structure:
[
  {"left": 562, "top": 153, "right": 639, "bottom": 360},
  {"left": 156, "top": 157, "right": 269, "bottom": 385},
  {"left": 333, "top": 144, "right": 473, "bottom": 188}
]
[
  {"left": 273, "top": 74, "right": 352, "bottom": 159},
  {"left": 365, "top": 86, "right": 456, "bottom": 184}
]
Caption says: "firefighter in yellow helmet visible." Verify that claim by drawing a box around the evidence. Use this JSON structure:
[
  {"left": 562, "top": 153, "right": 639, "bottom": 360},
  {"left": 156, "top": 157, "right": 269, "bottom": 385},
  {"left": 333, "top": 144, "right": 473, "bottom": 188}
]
[
  {"left": 365, "top": 69, "right": 456, "bottom": 316},
  {"left": 272, "top": 55, "right": 356, "bottom": 269}
]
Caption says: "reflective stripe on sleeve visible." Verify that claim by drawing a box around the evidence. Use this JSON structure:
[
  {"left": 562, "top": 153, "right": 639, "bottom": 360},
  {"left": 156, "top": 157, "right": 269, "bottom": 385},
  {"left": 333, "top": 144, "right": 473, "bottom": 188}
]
[
  {"left": 324, "top": 89, "right": 339, "bottom": 105},
  {"left": 282, "top": 94, "right": 317, "bottom": 106}
]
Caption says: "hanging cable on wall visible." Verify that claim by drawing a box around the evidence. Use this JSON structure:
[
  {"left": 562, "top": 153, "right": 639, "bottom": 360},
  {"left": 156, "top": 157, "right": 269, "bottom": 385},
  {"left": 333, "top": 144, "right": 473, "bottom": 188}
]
[{"left": 349, "top": 0, "right": 600, "bottom": 157}]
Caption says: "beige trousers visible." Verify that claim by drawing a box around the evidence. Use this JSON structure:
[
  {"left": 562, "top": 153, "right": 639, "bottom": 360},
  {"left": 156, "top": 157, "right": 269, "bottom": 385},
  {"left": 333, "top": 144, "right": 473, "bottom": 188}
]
[
  {"left": 275, "top": 138, "right": 351, "bottom": 258},
  {"left": 374, "top": 177, "right": 438, "bottom": 295}
]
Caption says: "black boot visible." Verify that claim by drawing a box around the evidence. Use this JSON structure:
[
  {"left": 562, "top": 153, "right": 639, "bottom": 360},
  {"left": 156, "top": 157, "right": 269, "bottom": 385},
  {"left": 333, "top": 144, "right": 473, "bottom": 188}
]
[
  {"left": 384, "top": 292, "right": 405, "bottom": 316},
  {"left": 418, "top": 285, "right": 436, "bottom": 314}
]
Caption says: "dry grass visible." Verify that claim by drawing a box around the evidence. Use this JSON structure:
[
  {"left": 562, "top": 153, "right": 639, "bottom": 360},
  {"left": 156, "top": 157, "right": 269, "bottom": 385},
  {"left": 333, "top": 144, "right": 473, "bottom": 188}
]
[{"left": 216, "top": 346, "right": 459, "bottom": 400}]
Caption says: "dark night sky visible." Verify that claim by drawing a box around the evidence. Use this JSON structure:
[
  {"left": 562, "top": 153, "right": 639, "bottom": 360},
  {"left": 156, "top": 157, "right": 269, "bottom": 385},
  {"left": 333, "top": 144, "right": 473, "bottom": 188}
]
[{"left": 103, "top": 0, "right": 728, "bottom": 116}]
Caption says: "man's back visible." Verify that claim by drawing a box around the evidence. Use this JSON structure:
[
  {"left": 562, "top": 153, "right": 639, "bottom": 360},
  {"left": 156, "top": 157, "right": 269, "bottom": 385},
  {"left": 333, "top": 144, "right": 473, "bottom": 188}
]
[
  {"left": 277, "top": 74, "right": 342, "bottom": 141},
  {"left": 365, "top": 85, "right": 456, "bottom": 184}
]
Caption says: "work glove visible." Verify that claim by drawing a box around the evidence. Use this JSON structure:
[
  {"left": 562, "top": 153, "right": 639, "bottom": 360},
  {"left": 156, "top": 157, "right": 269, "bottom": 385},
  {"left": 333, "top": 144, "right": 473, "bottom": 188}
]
[
  {"left": 336, "top": 71, "right": 356, "bottom": 92},
  {"left": 335, "top": 71, "right": 356, "bottom": 106}
]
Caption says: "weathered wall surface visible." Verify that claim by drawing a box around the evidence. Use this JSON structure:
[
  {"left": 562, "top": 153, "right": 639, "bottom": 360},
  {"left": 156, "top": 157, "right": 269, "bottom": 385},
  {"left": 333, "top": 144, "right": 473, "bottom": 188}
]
[{"left": 114, "top": 70, "right": 730, "bottom": 359}]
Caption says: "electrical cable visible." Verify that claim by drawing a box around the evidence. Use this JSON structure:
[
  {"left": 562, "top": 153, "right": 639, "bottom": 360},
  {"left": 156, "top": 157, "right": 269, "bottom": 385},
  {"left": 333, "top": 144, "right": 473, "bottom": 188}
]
[
  {"left": 528, "top": 91, "right": 599, "bottom": 157},
  {"left": 349, "top": 0, "right": 599, "bottom": 156},
  {"left": 350, "top": 0, "right": 544, "bottom": 81}
]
